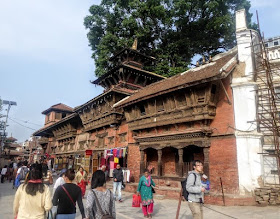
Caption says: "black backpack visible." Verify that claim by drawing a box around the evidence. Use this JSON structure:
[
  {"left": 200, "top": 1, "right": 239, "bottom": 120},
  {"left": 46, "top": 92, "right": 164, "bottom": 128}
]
[{"left": 181, "top": 172, "right": 196, "bottom": 201}]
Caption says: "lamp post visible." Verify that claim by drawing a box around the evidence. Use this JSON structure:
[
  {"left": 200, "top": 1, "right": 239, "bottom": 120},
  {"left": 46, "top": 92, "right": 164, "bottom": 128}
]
[{"left": 0, "top": 100, "right": 17, "bottom": 155}]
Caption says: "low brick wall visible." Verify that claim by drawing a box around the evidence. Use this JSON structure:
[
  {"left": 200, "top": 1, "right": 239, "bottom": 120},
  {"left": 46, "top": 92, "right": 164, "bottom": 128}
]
[
  {"left": 254, "top": 187, "right": 280, "bottom": 206},
  {"left": 124, "top": 183, "right": 256, "bottom": 206}
]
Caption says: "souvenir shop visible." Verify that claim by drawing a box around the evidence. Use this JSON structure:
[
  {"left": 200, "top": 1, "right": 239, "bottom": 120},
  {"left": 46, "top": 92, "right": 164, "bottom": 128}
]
[{"left": 101, "top": 147, "right": 130, "bottom": 183}]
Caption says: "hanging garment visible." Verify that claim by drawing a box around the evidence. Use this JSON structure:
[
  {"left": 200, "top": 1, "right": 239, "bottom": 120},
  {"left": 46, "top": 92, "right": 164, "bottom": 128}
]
[
  {"left": 126, "top": 170, "right": 130, "bottom": 182},
  {"left": 123, "top": 148, "right": 126, "bottom": 157},
  {"left": 119, "top": 149, "right": 123, "bottom": 158},
  {"left": 100, "top": 158, "right": 106, "bottom": 166},
  {"left": 113, "top": 149, "right": 117, "bottom": 157},
  {"left": 110, "top": 161, "right": 114, "bottom": 169},
  {"left": 114, "top": 157, "right": 119, "bottom": 163}
]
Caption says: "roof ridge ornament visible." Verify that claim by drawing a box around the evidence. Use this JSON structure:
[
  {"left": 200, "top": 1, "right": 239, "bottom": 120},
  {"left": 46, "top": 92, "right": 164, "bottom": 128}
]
[{"left": 131, "top": 38, "right": 138, "bottom": 50}]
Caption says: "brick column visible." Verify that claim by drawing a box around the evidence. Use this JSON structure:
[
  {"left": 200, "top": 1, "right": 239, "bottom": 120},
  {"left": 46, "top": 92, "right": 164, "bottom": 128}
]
[
  {"left": 178, "top": 148, "right": 183, "bottom": 177},
  {"left": 203, "top": 147, "right": 210, "bottom": 177},
  {"left": 140, "top": 149, "right": 145, "bottom": 174},
  {"left": 157, "top": 149, "right": 162, "bottom": 176}
]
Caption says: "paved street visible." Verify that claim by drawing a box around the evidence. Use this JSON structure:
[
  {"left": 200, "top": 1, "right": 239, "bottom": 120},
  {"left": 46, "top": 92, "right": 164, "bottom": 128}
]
[{"left": 0, "top": 181, "right": 280, "bottom": 219}]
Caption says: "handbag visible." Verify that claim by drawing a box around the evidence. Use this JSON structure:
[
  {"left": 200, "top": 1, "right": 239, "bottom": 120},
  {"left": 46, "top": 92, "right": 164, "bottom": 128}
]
[
  {"left": 132, "top": 194, "right": 141, "bottom": 207},
  {"left": 152, "top": 187, "right": 155, "bottom": 193},
  {"left": 92, "top": 190, "right": 114, "bottom": 219}
]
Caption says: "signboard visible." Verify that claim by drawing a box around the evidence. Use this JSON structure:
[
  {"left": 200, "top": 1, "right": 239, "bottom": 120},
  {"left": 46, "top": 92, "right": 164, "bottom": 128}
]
[{"left": 85, "top": 150, "right": 92, "bottom": 156}]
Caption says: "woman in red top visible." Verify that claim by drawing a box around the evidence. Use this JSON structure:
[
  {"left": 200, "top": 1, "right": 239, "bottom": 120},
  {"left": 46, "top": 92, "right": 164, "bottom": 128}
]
[{"left": 75, "top": 166, "right": 87, "bottom": 198}]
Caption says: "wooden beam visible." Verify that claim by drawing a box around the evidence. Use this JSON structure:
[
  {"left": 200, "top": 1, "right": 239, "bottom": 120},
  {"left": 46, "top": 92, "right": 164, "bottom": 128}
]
[{"left": 219, "top": 80, "right": 231, "bottom": 105}]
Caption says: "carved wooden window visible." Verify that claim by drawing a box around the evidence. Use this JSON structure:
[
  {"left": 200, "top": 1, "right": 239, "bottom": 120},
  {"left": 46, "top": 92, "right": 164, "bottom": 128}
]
[
  {"left": 98, "top": 137, "right": 105, "bottom": 148},
  {"left": 210, "top": 84, "right": 217, "bottom": 102},
  {"left": 55, "top": 113, "right": 61, "bottom": 120},
  {"left": 196, "top": 89, "right": 205, "bottom": 104},
  {"left": 175, "top": 91, "right": 187, "bottom": 107},
  {"left": 139, "top": 105, "right": 146, "bottom": 116},
  {"left": 108, "top": 136, "right": 114, "bottom": 145},
  {"left": 119, "top": 133, "right": 127, "bottom": 143},
  {"left": 186, "top": 122, "right": 193, "bottom": 129},
  {"left": 275, "top": 86, "right": 280, "bottom": 98},
  {"left": 62, "top": 113, "right": 67, "bottom": 118},
  {"left": 156, "top": 98, "right": 164, "bottom": 112},
  {"left": 46, "top": 113, "right": 50, "bottom": 122}
]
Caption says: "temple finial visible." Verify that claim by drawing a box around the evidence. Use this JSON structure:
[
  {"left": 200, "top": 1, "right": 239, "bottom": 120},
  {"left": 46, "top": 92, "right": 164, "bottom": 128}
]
[{"left": 131, "top": 38, "right": 138, "bottom": 50}]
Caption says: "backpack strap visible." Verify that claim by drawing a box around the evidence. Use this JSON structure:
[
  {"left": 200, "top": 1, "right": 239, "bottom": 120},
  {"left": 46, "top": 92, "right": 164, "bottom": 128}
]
[
  {"left": 92, "top": 190, "right": 106, "bottom": 216},
  {"left": 192, "top": 173, "right": 197, "bottom": 185}
]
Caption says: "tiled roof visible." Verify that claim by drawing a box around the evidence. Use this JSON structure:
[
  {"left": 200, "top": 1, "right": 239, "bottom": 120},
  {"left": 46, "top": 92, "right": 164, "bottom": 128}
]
[
  {"left": 42, "top": 103, "right": 73, "bottom": 115},
  {"left": 92, "top": 63, "right": 165, "bottom": 85},
  {"left": 115, "top": 48, "right": 238, "bottom": 108},
  {"left": 74, "top": 87, "right": 134, "bottom": 112},
  {"left": 6, "top": 136, "right": 17, "bottom": 142},
  {"left": 33, "top": 113, "right": 78, "bottom": 136}
]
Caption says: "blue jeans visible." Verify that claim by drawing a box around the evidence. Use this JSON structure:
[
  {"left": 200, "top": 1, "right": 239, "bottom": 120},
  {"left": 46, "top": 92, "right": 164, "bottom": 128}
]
[
  {"left": 56, "top": 213, "right": 76, "bottom": 219},
  {"left": 113, "top": 181, "right": 122, "bottom": 200}
]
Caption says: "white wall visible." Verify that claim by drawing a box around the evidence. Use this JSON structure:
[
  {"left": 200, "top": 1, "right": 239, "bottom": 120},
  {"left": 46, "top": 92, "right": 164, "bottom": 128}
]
[
  {"left": 232, "top": 83, "right": 262, "bottom": 194},
  {"left": 232, "top": 9, "right": 263, "bottom": 194}
]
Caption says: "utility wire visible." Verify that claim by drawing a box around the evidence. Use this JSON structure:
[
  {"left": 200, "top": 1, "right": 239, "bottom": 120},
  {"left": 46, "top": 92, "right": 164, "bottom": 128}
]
[
  {"left": 8, "top": 117, "right": 37, "bottom": 131},
  {"left": 9, "top": 117, "right": 41, "bottom": 127}
]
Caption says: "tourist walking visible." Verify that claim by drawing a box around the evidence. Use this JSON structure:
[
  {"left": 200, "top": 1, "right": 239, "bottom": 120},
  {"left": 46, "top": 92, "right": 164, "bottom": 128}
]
[
  {"left": 85, "top": 170, "right": 115, "bottom": 219},
  {"left": 42, "top": 160, "right": 53, "bottom": 185},
  {"left": 16, "top": 161, "right": 29, "bottom": 184},
  {"left": 53, "top": 168, "right": 67, "bottom": 193},
  {"left": 13, "top": 163, "right": 52, "bottom": 219},
  {"left": 137, "top": 169, "right": 156, "bottom": 218},
  {"left": 52, "top": 169, "right": 86, "bottom": 219},
  {"left": 186, "top": 160, "right": 205, "bottom": 219},
  {"left": 113, "top": 164, "right": 123, "bottom": 202},
  {"left": 1, "top": 165, "right": 8, "bottom": 183},
  {"left": 75, "top": 166, "right": 87, "bottom": 198}
]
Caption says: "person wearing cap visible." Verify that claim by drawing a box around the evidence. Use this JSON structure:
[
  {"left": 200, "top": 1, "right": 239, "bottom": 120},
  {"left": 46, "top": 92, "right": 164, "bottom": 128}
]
[
  {"left": 53, "top": 169, "right": 67, "bottom": 194},
  {"left": 201, "top": 174, "right": 210, "bottom": 192}
]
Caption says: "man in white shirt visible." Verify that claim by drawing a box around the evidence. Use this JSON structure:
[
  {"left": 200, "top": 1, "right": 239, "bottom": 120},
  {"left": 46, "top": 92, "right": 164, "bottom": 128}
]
[
  {"left": 53, "top": 169, "right": 67, "bottom": 193},
  {"left": 1, "top": 165, "right": 8, "bottom": 183}
]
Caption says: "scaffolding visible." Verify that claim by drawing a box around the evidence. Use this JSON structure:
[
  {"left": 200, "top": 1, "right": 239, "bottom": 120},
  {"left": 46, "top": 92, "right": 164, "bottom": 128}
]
[{"left": 254, "top": 12, "right": 280, "bottom": 185}]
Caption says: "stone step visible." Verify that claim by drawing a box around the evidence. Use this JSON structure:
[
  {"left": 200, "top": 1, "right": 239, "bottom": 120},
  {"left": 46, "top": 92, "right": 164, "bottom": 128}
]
[{"left": 154, "top": 194, "right": 165, "bottom": 200}]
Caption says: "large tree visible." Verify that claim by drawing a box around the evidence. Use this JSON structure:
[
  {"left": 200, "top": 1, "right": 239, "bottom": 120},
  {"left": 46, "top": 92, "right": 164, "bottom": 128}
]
[{"left": 84, "top": 0, "right": 255, "bottom": 77}]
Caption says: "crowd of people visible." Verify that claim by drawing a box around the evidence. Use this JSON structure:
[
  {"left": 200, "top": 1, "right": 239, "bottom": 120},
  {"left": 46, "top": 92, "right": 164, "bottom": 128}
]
[
  {"left": 0, "top": 158, "right": 210, "bottom": 219},
  {"left": 5, "top": 160, "right": 116, "bottom": 219}
]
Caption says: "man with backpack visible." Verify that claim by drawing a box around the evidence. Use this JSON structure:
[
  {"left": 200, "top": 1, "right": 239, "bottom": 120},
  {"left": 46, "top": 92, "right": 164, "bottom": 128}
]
[
  {"left": 16, "top": 161, "right": 29, "bottom": 185},
  {"left": 185, "top": 160, "right": 205, "bottom": 219}
]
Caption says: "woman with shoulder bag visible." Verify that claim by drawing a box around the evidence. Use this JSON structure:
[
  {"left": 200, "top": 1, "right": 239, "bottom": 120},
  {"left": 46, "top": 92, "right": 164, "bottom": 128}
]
[
  {"left": 52, "top": 169, "right": 86, "bottom": 219},
  {"left": 85, "top": 170, "right": 115, "bottom": 219}
]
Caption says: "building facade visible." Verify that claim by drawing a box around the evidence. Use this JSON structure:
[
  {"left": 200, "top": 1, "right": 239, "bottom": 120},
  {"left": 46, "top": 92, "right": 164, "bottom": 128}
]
[{"left": 33, "top": 9, "right": 280, "bottom": 205}]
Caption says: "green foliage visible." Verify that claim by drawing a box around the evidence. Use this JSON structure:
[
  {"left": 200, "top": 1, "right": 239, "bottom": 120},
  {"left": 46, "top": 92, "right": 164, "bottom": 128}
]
[{"left": 84, "top": 0, "right": 255, "bottom": 77}]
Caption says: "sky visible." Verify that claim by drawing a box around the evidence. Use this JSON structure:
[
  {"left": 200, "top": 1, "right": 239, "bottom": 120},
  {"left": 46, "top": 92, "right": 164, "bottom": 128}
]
[{"left": 0, "top": 0, "right": 279, "bottom": 143}]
